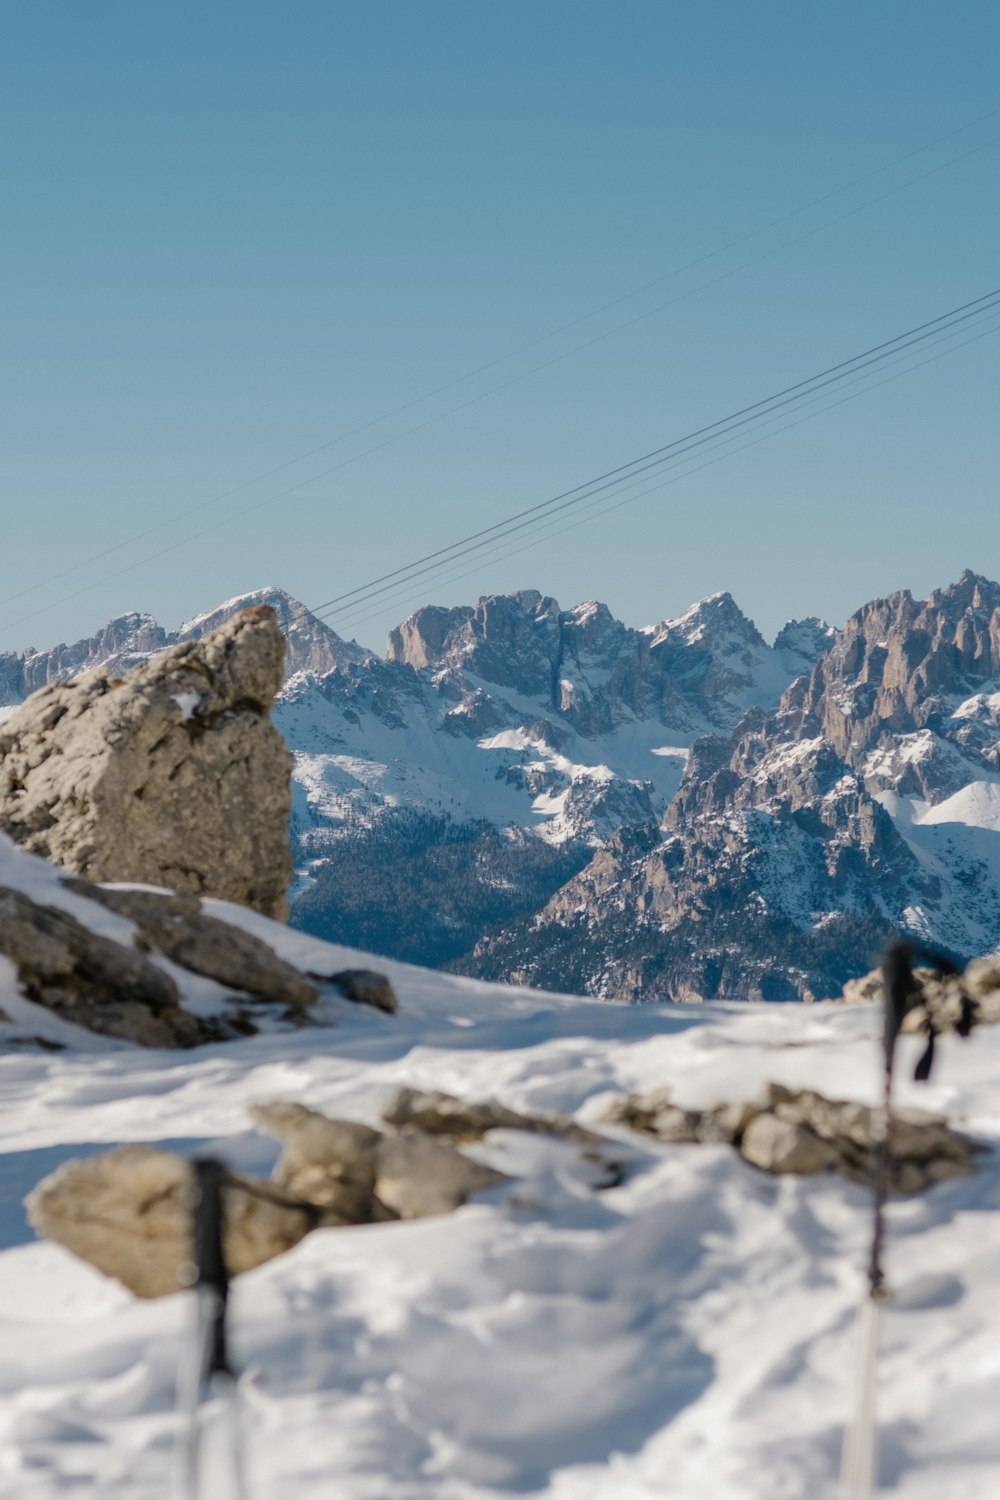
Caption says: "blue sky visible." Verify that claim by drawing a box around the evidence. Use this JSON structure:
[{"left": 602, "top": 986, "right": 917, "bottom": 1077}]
[{"left": 1, "top": 1, "right": 997, "bottom": 655}]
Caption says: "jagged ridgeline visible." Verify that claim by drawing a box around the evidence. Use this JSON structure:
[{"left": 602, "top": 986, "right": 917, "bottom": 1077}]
[{"left": 3, "top": 574, "right": 998, "bottom": 1001}]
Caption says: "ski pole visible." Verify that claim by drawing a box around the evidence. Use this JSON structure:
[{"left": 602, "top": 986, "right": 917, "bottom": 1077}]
[
  {"left": 839, "top": 939, "right": 969, "bottom": 1499},
  {"left": 177, "top": 1158, "right": 248, "bottom": 1500}
]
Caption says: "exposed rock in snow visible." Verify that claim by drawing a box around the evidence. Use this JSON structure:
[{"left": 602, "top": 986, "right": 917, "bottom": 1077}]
[
  {"left": 28, "top": 1096, "right": 514, "bottom": 1297},
  {"left": 322, "top": 967, "right": 398, "bottom": 1013},
  {"left": 0, "top": 606, "right": 295, "bottom": 919},
  {"left": 381, "top": 1086, "right": 604, "bottom": 1144},
  {"left": 252, "top": 1101, "right": 388, "bottom": 1224},
  {"left": 4, "top": 923, "right": 1000, "bottom": 1494},
  {"left": 607, "top": 1081, "right": 980, "bottom": 1191},
  {"left": 67, "top": 883, "right": 320, "bottom": 1011},
  {"left": 738, "top": 1110, "right": 840, "bottom": 1175},
  {"left": 0, "top": 829, "right": 400, "bottom": 1048},
  {"left": 0, "top": 884, "right": 201, "bottom": 1047},
  {"left": 373, "top": 1133, "right": 508, "bottom": 1219},
  {"left": 841, "top": 954, "right": 1000, "bottom": 1031},
  {"left": 25, "top": 1147, "right": 316, "bottom": 1298}
]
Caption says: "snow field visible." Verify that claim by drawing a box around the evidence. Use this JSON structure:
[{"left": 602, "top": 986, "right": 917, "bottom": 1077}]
[{"left": 1, "top": 908, "right": 999, "bottom": 1499}]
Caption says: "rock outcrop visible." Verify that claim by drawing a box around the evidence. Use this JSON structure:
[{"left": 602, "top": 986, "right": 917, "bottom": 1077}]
[
  {"left": 0, "top": 606, "right": 294, "bottom": 919},
  {"left": 840, "top": 956, "right": 1000, "bottom": 1031},
  {"left": 0, "top": 852, "right": 405, "bottom": 1046},
  {"left": 606, "top": 1081, "right": 981, "bottom": 1192},
  {"left": 252, "top": 1099, "right": 507, "bottom": 1224},
  {"left": 28, "top": 1089, "right": 632, "bottom": 1296},
  {"left": 381, "top": 1086, "right": 603, "bottom": 1144},
  {"left": 0, "top": 885, "right": 202, "bottom": 1047},
  {"left": 67, "top": 883, "right": 320, "bottom": 1010},
  {"left": 29, "top": 1097, "right": 515, "bottom": 1296}
]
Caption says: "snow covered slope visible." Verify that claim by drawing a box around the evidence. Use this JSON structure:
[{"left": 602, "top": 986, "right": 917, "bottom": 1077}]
[{"left": 1, "top": 886, "right": 998, "bottom": 1497}]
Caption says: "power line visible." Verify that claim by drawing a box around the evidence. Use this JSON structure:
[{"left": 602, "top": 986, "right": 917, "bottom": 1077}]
[
  {"left": 297, "top": 288, "right": 1000, "bottom": 629},
  {"left": 321, "top": 311, "right": 1000, "bottom": 640},
  {"left": 2, "top": 107, "right": 999, "bottom": 626}
]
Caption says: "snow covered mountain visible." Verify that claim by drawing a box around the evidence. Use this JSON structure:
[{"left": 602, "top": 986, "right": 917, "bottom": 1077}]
[
  {"left": 17, "top": 574, "right": 1000, "bottom": 1000},
  {"left": 472, "top": 571, "right": 1000, "bottom": 1000},
  {"left": 0, "top": 587, "right": 367, "bottom": 708},
  {"left": 0, "top": 584, "right": 831, "bottom": 973},
  {"left": 282, "top": 587, "right": 832, "bottom": 963}
]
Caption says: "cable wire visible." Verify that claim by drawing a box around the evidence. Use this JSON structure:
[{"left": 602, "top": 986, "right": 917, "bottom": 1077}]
[
  {"left": 2, "top": 109, "right": 998, "bottom": 624},
  {"left": 301, "top": 289, "right": 1000, "bottom": 628},
  {"left": 323, "top": 311, "right": 1000, "bottom": 639}
]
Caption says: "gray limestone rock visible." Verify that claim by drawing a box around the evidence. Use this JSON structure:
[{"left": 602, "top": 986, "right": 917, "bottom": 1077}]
[
  {"left": 602, "top": 1088, "right": 704, "bottom": 1145},
  {"left": 25, "top": 1147, "right": 316, "bottom": 1298},
  {"left": 739, "top": 1113, "right": 839, "bottom": 1176},
  {"left": 839, "top": 958, "right": 1000, "bottom": 1032},
  {"left": 321, "top": 968, "right": 398, "bottom": 1014},
  {"left": 0, "top": 607, "right": 294, "bottom": 920},
  {"left": 607, "top": 1081, "right": 980, "bottom": 1191},
  {"left": 373, "top": 1133, "right": 507, "bottom": 1219},
  {"left": 251, "top": 1098, "right": 508, "bottom": 1222},
  {"left": 0, "top": 885, "right": 202, "bottom": 1047},
  {"left": 67, "top": 883, "right": 319, "bottom": 1010},
  {"left": 382, "top": 1086, "right": 601, "bottom": 1144},
  {"left": 251, "top": 1101, "right": 384, "bottom": 1224}
]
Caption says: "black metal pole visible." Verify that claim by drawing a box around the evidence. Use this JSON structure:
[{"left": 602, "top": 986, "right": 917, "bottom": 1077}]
[{"left": 191, "top": 1158, "right": 233, "bottom": 1383}]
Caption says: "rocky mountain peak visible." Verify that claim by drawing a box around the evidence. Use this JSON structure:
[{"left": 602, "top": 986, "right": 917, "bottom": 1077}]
[
  {"left": 649, "top": 591, "right": 767, "bottom": 652},
  {"left": 930, "top": 568, "right": 1000, "bottom": 614},
  {"left": 387, "top": 591, "right": 563, "bottom": 698},
  {"left": 772, "top": 617, "right": 837, "bottom": 671},
  {"left": 178, "top": 587, "right": 368, "bottom": 678},
  {"left": 791, "top": 573, "right": 1000, "bottom": 763},
  {"left": 13, "top": 612, "right": 171, "bottom": 698},
  {"left": 559, "top": 600, "right": 627, "bottom": 667},
  {"left": 386, "top": 603, "right": 475, "bottom": 670}
]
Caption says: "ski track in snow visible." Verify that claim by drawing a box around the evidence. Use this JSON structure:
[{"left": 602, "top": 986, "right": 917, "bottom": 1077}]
[{"left": 1, "top": 892, "right": 999, "bottom": 1499}]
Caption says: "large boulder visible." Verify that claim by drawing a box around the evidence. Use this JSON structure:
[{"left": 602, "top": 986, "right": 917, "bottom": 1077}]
[
  {"left": 26, "top": 1148, "right": 316, "bottom": 1298},
  {"left": 0, "top": 606, "right": 293, "bottom": 920},
  {"left": 251, "top": 1099, "right": 507, "bottom": 1223}
]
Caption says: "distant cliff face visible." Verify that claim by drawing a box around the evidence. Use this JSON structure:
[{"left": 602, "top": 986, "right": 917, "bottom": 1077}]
[
  {"left": 466, "top": 571, "right": 1000, "bottom": 1001},
  {"left": 0, "top": 587, "right": 369, "bottom": 706},
  {"left": 0, "top": 613, "right": 170, "bottom": 703},
  {"left": 385, "top": 587, "right": 832, "bottom": 739},
  {"left": 254, "top": 586, "right": 836, "bottom": 972}
]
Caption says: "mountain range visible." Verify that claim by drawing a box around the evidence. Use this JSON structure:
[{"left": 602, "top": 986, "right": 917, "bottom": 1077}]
[{"left": 2, "top": 571, "right": 998, "bottom": 999}]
